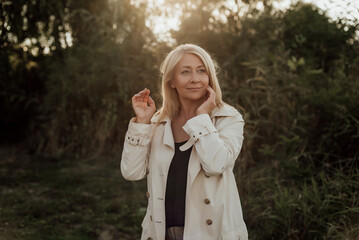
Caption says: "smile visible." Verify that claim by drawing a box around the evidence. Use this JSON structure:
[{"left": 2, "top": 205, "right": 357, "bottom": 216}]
[{"left": 187, "top": 87, "right": 202, "bottom": 90}]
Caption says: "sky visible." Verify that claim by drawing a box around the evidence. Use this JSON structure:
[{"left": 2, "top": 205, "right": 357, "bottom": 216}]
[
  {"left": 277, "top": 0, "right": 358, "bottom": 23},
  {"left": 146, "top": 0, "right": 359, "bottom": 42}
]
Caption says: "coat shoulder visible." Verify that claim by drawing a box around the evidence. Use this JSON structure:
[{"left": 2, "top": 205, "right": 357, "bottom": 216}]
[{"left": 211, "top": 103, "right": 243, "bottom": 120}]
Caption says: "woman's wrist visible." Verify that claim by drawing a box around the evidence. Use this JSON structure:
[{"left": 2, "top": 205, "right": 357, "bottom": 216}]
[{"left": 135, "top": 117, "right": 151, "bottom": 124}]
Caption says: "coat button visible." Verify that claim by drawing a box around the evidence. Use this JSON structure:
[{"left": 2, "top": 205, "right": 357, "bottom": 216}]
[
  {"left": 199, "top": 132, "right": 202, "bottom": 135},
  {"left": 204, "top": 198, "right": 211, "bottom": 204},
  {"left": 146, "top": 191, "right": 150, "bottom": 198},
  {"left": 206, "top": 219, "right": 213, "bottom": 225}
]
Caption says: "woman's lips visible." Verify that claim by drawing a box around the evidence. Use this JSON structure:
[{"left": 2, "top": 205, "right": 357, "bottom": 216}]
[{"left": 187, "top": 87, "right": 202, "bottom": 90}]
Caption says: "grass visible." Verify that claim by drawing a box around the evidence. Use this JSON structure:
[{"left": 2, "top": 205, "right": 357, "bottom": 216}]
[
  {"left": 240, "top": 158, "right": 359, "bottom": 240},
  {"left": 1, "top": 145, "right": 358, "bottom": 240},
  {"left": 0, "top": 147, "right": 147, "bottom": 240}
]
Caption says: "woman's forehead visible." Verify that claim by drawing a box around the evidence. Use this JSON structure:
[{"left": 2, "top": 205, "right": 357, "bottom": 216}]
[{"left": 177, "top": 53, "right": 205, "bottom": 67}]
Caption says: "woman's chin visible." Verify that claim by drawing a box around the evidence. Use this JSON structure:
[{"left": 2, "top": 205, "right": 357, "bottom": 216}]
[{"left": 181, "top": 95, "right": 205, "bottom": 102}]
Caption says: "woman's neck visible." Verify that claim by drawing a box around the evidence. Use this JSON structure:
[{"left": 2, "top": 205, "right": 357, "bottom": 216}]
[{"left": 177, "top": 98, "right": 203, "bottom": 121}]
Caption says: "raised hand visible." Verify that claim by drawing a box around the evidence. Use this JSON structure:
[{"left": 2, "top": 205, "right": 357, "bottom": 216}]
[
  {"left": 196, "top": 86, "right": 216, "bottom": 116},
  {"left": 132, "top": 88, "right": 156, "bottom": 124}
]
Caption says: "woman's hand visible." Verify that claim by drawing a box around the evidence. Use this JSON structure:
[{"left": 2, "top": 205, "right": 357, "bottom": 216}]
[
  {"left": 196, "top": 86, "right": 216, "bottom": 116},
  {"left": 132, "top": 88, "right": 156, "bottom": 124}
]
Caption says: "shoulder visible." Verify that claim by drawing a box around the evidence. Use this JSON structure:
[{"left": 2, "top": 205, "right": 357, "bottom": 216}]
[{"left": 211, "top": 103, "right": 243, "bottom": 121}]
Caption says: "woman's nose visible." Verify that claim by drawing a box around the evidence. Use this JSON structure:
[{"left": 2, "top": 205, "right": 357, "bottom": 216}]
[{"left": 190, "top": 74, "right": 200, "bottom": 83}]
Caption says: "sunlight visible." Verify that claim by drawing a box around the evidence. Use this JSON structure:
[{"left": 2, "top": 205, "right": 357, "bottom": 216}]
[
  {"left": 141, "top": 0, "right": 358, "bottom": 44},
  {"left": 146, "top": 14, "right": 181, "bottom": 39},
  {"left": 144, "top": 0, "right": 182, "bottom": 44},
  {"left": 147, "top": 0, "right": 165, "bottom": 7},
  {"left": 274, "top": 0, "right": 359, "bottom": 25}
]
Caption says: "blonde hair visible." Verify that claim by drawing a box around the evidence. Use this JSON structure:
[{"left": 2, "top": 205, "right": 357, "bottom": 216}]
[{"left": 157, "top": 44, "right": 223, "bottom": 122}]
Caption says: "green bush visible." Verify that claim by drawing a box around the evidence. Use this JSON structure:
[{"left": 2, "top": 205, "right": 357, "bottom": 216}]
[{"left": 31, "top": 41, "right": 159, "bottom": 157}]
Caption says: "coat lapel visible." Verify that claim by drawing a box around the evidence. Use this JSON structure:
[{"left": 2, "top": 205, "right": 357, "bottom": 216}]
[
  {"left": 151, "top": 113, "right": 174, "bottom": 150},
  {"left": 187, "top": 149, "right": 201, "bottom": 187},
  {"left": 163, "top": 119, "right": 174, "bottom": 149}
]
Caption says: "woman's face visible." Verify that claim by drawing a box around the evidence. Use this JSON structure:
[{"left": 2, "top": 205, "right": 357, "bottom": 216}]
[{"left": 171, "top": 53, "right": 209, "bottom": 102}]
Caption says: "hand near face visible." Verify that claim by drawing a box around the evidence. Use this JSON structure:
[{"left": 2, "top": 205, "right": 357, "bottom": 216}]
[
  {"left": 196, "top": 86, "right": 216, "bottom": 116},
  {"left": 132, "top": 88, "right": 156, "bottom": 124}
]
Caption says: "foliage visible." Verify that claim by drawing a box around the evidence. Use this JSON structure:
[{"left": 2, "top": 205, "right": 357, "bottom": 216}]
[
  {"left": 1, "top": 0, "right": 161, "bottom": 156},
  {"left": 33, "top": 41, "right": 158, "bottom": 158}
]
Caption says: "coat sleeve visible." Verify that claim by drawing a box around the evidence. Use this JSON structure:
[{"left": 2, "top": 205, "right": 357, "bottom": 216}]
[
  {"left": 182, "top": 112, "right": 244, "bottom": 176},
  {"left": 120, "top": 117, "right": 155, "bottom": 181}
]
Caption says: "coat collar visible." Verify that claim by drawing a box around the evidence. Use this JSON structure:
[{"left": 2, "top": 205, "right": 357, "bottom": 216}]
[
  {"left": 210, "top": 103, "right": 238, "bottom": 118},
  {"left": 150, "top": 103, "right": 237, "bottom": 124},
  {"left": 150, "top": 103, "right": 238, "bottom": 150}
]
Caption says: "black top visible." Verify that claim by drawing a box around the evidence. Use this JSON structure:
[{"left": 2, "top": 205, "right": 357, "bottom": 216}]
[{"left": 165, "top": 141, "right": 193, "bottom": 228}]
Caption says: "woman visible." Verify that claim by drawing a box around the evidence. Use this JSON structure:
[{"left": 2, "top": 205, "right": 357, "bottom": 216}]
[{"left": 121, "top": 44, "right": 248, "bottom": 240}]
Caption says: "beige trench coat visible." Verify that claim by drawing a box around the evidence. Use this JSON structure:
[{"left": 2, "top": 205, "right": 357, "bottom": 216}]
[{"left": 121, "top": 104, "right": 248, "bottom": 240}]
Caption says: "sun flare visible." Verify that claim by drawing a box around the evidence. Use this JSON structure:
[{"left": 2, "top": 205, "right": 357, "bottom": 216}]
[{"left": 143, "top": 0, "right": 182, "bottom": 43}]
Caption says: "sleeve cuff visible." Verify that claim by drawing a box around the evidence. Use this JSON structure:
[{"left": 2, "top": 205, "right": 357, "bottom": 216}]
[
  {"left": 182, "top": 114, "right": 218, "bottom": 142},
  {"left": 126, "top": 117, "right": 153, "bottom": 146}
]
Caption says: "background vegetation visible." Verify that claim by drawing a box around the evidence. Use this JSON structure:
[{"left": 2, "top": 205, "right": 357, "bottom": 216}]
[{"left": 1, "top": 0, "right": 358, "bottom": 239}]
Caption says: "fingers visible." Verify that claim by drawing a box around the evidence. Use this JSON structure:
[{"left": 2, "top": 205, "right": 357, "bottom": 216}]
[
  {"left": 207, "top": 86, "right": 215, "bottom": 93},
  {"left": 148, "top": 96, "right": 156, "bottom": 107},
  {"left": 132, "top": 88, "right": 150, "bottom": 103},
  {"left": 207, "top": 86, "right": 216, "bottom": 99},
  {"left": 143, "top": 88, "right": 149, "bottom": 103}
]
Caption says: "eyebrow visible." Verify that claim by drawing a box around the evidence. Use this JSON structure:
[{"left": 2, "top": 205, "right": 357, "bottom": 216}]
[{"left": 180, "top": 65, "right": 205, "bottom": 69}]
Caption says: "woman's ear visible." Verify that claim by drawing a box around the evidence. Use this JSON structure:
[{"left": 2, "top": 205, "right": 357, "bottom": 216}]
[{"left": 170, "top": 80, "right": 175, "bottom": 88}]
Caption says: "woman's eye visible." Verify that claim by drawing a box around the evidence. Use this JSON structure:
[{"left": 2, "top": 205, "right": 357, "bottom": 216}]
[
  {"left": 181, "top": 70, "right": 189, "bottom": 74},
  {"left": 198, "top": 69, "right": 206, "bottom": 73}
]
